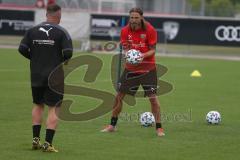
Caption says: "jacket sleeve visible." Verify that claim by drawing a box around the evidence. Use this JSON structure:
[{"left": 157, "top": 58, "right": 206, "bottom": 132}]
[
  {"left": 18, "top": 30, "right": 31, "bottom": 60},
  {"left": 61, "top": 31, "right": 73, "bottom": 61}
]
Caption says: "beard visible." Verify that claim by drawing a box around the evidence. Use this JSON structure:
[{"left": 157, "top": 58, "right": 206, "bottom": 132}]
[{"left": 130, "top": 22, "right": 140, "bottom": 30}]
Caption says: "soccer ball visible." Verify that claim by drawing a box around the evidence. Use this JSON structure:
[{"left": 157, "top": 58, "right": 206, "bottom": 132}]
[
  {"left": 125, "top": 49, "right": 142, "bottom": 65},
  {"left": 140, "top": 112, "right": 155, "bottom": 127},
  {"left": 206, "top": 111, "right": 221, "bottom": 124}
]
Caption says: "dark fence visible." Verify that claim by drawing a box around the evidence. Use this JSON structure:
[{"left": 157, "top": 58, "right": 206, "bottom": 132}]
[
  {"left": 0, "top": 9, "right": 34, "bottom": 35},
  {"left": 91, "top": 14, "right": 240, "bottom": 47}
]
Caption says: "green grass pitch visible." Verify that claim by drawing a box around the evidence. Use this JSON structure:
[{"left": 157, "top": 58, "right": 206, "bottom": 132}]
[{"left": 0, "top": 48, "right": 239, "bottom": 160}]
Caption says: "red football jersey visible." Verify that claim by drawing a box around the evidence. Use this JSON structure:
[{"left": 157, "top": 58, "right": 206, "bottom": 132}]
[{"left": 121, "top": 22, "right": 157, "bottom": 73}]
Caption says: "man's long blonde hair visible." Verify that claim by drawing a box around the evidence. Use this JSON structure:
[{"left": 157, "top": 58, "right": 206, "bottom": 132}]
[{"left": 129, "top": 7, "right": 147, "bottom": 30}]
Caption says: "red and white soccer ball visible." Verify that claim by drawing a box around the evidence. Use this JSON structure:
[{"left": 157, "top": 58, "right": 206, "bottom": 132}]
[
  {"left": 206, "top": 111, "right": 221, "bottom": 124},
  {"left": 125, "top": 49, "right": 142, "bottom": 65},
  {"left": 140, "top": 112, "right": 155, "bottom": 127}
]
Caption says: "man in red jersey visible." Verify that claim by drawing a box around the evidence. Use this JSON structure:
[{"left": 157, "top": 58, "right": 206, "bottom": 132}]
[{"left": 101, "top": 8, "right": 165, "bottom": 137}]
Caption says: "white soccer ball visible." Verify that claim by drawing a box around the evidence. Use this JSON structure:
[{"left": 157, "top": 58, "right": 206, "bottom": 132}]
[
  {"left": 206, "top": 111, "right": 221, "bottom": 124},
  {"left": 140, "top": 112, "right": 155, "bottom": 127},
  {"left": 125, "top": 49, "right": 142, "bottom": 65}
]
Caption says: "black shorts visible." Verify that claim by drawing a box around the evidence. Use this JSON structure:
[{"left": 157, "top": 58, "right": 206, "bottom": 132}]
[
  {"left": 118, "top": 69, "right": 157, "bottom": 96},
  {"left": 31, "top": 86, "right": 63, "bottom": 107}
]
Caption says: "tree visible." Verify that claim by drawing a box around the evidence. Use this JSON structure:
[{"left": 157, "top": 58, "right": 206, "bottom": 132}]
[
  {"left": 188, "top": 0, "right": 201, "bottom": 10},
  {"left": 229, "top": 0, "right": 240, "bottom": 5},
  {"left": 188, "top": 0, "right": 239, "bottom": 17},
  {"left": 207, "top": 0, "right": 234, "bottom": 17},
  {"left": 235, "top": 3, "right": 240, "bottom": 14},
  {"left": 187, "top": 0, "right": 204, "bottom": 15}
]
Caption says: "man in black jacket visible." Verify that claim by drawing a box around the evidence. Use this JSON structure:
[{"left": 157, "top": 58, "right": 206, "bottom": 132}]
[{"left": 18, "top": 4, "right": 72, "bottom": 152}]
